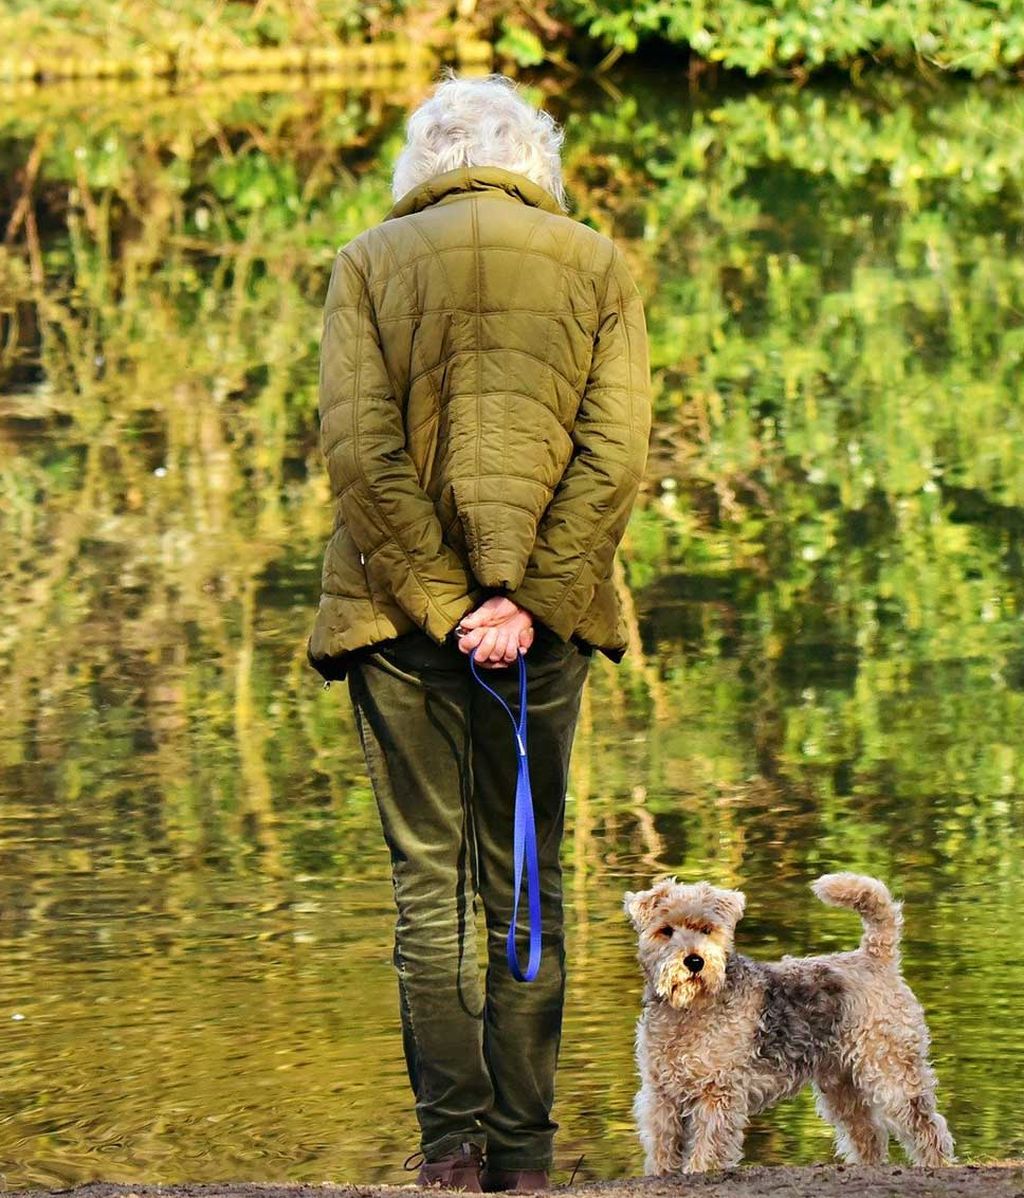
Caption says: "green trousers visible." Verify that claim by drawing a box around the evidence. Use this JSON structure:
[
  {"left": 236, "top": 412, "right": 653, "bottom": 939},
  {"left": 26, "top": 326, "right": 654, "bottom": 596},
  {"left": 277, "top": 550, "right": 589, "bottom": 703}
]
[{"left": 346, "top": 624, "right": 591, "bottom": 1169}]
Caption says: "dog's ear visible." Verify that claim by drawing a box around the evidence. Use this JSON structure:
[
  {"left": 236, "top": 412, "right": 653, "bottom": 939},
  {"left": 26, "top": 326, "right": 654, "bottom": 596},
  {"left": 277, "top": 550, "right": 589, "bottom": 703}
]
[
  {"left": 716, "top": 888, "right": 746, "bottom": 925},
  {"left": 624, "top": 887, "right": 661, "bottom": 931}
]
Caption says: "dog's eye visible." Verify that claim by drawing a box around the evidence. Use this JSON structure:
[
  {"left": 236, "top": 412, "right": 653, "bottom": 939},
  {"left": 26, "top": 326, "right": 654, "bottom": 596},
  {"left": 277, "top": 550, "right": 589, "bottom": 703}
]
[
  {"left": 700, "top": 925, "right": 712, "bottom": 936},
  {"left": 656, "top": 925, "right": 674, "bottom": 938}
]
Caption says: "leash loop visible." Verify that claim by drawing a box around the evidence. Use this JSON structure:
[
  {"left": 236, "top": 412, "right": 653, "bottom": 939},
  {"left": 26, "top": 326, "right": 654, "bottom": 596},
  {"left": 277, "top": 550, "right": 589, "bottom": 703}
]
[{"left": 467, "top": 648, "right": 542, "bottom": 983}]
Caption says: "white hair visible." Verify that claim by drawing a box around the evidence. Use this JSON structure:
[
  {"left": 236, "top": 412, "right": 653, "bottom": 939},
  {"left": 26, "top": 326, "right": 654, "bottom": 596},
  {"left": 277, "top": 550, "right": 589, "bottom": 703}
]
[{"left": 391, "top": 69, "right": 568, "bottom": 211}]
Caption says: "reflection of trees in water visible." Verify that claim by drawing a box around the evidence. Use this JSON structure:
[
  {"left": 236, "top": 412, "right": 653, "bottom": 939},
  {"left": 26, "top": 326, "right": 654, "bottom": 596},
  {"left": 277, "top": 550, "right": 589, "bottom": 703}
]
[
  {"left": 2, "top": 75, "right": 1022, "bottom": 815},
  {"left": 0, "top": 74, "right": 1022, "bottom": 1180}
]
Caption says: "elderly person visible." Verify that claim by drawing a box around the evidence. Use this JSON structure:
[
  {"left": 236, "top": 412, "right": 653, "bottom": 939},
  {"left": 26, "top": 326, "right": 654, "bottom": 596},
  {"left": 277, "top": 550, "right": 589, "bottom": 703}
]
[{"left": 307, "top": 71, "right": 651, "bottom": 1191}]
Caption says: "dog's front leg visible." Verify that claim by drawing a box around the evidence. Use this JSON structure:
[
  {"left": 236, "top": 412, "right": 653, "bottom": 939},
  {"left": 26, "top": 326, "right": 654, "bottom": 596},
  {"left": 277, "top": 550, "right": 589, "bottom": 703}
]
[
  {"left": 635, "top": 1082, "right": 690, "bottom": 1175},
  {"left": 682, "top": 1088, "right": 747, "bottom": 1173}
]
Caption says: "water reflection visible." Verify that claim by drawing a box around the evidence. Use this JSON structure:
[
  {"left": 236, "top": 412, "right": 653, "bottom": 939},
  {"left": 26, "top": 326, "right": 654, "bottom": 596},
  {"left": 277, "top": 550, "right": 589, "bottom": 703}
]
[{"left": 1, "top": 67, "right": 1023, "bottom": 1189}]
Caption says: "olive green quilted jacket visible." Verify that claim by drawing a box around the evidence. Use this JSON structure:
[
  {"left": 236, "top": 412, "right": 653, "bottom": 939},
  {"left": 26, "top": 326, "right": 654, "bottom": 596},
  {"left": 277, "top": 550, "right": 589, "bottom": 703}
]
[{"left": 307, "top": 164, "right": 652, "bottom": 681}]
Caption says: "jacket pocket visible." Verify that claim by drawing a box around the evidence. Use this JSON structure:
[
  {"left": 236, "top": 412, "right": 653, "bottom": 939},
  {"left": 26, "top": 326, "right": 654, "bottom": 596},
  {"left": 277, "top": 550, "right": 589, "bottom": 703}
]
[{"left": 321, "top": 524, "right": 375, "bottom": 602}]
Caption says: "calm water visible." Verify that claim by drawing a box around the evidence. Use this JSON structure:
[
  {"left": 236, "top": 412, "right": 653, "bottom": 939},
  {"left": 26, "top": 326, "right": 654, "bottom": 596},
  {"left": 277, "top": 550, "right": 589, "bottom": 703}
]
[{"left": 1, "top": 68, "right": 1022, "bottom": 1189}]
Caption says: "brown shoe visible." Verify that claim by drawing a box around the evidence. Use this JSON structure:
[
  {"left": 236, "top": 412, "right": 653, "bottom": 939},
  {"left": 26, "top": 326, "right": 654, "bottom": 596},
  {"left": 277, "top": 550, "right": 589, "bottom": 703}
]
[
  {"left": 409, "top": 1142, "right": 485, "bottom": 1191},
  {"left": 480, "top": 1166, "right": 550, "bottom": 1193}
]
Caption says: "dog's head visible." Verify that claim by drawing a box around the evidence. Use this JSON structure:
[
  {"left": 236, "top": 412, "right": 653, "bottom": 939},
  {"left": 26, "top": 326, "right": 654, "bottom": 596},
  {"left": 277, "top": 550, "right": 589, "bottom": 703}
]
[{"left": 624, "top": 877, "right": 745, "bottom": 1009}]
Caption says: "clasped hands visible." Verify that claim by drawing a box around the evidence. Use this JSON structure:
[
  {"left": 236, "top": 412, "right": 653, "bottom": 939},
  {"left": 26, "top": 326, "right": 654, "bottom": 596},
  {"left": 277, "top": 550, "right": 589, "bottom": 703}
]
[{"left": 454, "top": 596, "right": 535, "bottom": 670}]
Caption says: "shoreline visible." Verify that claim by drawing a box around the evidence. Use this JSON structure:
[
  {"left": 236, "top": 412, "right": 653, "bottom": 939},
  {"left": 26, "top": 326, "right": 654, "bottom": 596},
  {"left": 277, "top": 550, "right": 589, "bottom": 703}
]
[{"left": 9, "top": 1165, "right": 1024, "bottom": 1198}]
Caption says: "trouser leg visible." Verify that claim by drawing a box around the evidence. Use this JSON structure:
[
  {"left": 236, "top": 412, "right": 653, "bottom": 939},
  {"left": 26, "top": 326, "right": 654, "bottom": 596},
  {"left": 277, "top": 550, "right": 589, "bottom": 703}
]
[
  {"left": 470, "top": 630, "right": 591, "bottom": 1170},
  {"left": 347, "top": 640, "right": 492, "bottom": 1161}
]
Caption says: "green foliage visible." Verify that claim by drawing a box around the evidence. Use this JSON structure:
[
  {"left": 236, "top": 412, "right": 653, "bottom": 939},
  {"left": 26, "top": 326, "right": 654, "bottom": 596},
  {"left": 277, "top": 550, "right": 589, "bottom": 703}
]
[
  {"left": 495, "top": 17, "right": 548, "bottom": 66},
  {"left": 209, "top": 154, "right": 302, "bottom": 216},
  {"left": 555, "top": 0, "right": 1024, "bottom": 76}
]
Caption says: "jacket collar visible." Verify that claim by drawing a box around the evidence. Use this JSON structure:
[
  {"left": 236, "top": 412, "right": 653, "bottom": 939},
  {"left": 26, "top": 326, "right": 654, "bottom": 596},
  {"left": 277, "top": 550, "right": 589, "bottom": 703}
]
[{"left": 384, "top": 165, "right": 563, "bottom": 221}]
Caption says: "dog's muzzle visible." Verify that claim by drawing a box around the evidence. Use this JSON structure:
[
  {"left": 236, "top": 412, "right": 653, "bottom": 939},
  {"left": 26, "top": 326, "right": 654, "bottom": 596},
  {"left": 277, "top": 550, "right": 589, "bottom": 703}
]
[{"left": 655, "top": 955, "right": 703, "bottom": 1007}]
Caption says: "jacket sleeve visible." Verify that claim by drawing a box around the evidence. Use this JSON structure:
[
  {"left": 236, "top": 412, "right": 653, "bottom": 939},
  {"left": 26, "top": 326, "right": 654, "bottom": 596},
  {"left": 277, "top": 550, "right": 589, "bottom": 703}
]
[
  {"left": 318, "top": 248, "right": 478, "bottom": 642},
  {"left": 505, "top": 244, "right": 652, "bottom": 640}
]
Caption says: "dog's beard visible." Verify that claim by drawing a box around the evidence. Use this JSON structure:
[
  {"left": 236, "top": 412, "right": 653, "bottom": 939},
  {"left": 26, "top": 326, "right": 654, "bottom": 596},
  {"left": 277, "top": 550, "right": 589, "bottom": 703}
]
[{"left": 653, "top": 944, "right": 727, "bottom": 1008}]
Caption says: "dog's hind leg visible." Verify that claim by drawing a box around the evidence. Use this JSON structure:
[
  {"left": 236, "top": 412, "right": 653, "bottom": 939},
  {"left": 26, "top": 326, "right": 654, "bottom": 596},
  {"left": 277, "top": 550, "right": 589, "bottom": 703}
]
[
  {"left": 879, "top": 1089, "right": 956, "bottom": 1166},
  {"left": 813, "top": 1070, "right": 888, "bottom": 1164},
  {"left": 855, "top": 1034, "right": 955, "bottom": 1165},
  {"left": 635, "top": 1083, "right": 690, "bottom": 1176}
]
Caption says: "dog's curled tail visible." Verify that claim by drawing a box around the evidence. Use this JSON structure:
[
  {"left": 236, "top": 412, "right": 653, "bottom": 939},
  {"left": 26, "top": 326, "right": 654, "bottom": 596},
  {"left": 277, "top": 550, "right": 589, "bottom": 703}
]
[{"left": 811, "top": 872, "right": 903, "bottom": 965}]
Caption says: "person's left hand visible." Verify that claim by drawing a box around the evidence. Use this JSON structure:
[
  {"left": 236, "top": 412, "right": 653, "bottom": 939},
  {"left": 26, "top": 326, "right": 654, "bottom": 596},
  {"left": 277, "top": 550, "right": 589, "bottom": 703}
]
[{"left": 456, "top": 596, "right": 534, "bottom": 669}]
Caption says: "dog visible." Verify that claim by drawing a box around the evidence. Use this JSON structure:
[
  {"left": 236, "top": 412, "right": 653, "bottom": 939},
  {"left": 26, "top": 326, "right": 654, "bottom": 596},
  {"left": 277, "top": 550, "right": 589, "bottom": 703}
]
[{"left": 624, "top": 872, "right": 955, "bottom": 1175}]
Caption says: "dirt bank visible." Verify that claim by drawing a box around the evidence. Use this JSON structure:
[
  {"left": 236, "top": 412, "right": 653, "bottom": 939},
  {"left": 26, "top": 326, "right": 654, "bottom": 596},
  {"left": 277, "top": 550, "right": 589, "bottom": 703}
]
[{"left": 9, "top": 1165, "right": 1024, "bottom": 1198}]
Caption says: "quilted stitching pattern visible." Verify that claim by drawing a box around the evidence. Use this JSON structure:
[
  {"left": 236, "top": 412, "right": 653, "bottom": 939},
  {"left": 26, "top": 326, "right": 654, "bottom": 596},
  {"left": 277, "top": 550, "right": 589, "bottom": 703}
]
[{"left": 308, "top": 165, "right": 652, "bottom": 681}]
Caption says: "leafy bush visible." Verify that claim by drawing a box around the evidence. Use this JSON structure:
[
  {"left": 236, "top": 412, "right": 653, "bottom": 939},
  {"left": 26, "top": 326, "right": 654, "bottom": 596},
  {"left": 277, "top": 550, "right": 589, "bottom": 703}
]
[{"left": 555, "top": 0, "right": 1024, "bottom": 76}]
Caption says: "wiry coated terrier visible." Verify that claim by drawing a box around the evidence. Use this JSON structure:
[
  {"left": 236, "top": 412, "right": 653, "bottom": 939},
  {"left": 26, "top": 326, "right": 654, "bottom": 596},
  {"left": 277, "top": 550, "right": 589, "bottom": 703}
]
[{"left": 624, "top": 872, "right": 955, "bottom": 1175}]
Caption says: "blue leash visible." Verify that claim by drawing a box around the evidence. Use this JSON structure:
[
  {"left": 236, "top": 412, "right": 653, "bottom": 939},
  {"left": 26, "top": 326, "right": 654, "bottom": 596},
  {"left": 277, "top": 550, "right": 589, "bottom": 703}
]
[{"left": 467, "top": 648, "right": 542, "bottom": 982}]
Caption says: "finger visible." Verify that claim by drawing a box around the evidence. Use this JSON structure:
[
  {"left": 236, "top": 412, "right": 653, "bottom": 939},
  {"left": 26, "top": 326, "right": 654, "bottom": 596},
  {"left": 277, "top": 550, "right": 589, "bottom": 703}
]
[
  {"left": 502, "top": 626, "right": 522, "bottom": 662},
  {"left": 459, "top": 601, "right": 502, "bottom": 631},
  {"left": 505, "top": 625, "right": 525, "bottom": 661},
  {"left": 457, "top": 626, "right": 488, "bottom": 653},
  {"left": 490, "top": 627, "right": 514, "bottom": 663},
  {"left": 490, "top": 628, "right": 513, "bottom": 663},
  {"left": 482, "top": 626, "right": 503, "bottom": 661},
  {"left": 512, "top": 618, "right": 536, "bottom": 646},
  {"left": 473, "top": 627, "right": 500, "bottom": 663},
  {"left": 459, "top": 618, "right": 517, "bottom": 656},
  {"left": 459, "top": 611, "right": 498, "bottom": 632},
  {"left": 462, "top": 597, "right": 518, "bottom": 630}
]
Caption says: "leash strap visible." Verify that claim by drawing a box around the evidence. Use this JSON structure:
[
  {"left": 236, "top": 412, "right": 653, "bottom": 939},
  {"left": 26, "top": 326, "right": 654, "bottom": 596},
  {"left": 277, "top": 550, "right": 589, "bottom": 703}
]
[{"left": 467, "top": 648, "right": 542, "bottom": 982}]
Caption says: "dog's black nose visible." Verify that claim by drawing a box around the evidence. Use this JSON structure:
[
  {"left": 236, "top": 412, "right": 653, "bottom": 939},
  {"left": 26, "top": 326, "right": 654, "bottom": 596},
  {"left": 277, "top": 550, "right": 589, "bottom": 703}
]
[{"left": 683, "top": 954, "right": 704, "bottom": 974}]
